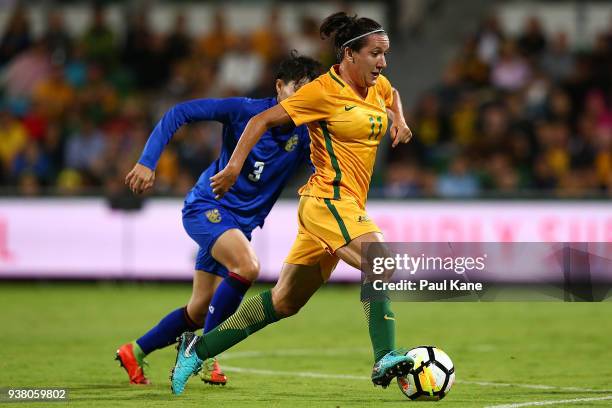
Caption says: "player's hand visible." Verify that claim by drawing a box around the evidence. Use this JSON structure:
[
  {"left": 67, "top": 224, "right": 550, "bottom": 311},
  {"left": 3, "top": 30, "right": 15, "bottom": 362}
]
[
  {"left": 210, "top": 165, "right": 239, "bottom": 200},
  {"left": 390, "top": 120, "right": 412, "bottom": 148},
  {"left": 125, "top": 163, "right": 155, "bottom": 195}
]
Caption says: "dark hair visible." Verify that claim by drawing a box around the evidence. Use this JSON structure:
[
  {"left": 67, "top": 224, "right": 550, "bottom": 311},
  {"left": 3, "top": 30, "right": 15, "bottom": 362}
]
[
  {"left": 320, "top": 12, "right": 384, "bottom": 62},
  {"left": 276, "top": 50, "right": 323, "bottom": 83}
]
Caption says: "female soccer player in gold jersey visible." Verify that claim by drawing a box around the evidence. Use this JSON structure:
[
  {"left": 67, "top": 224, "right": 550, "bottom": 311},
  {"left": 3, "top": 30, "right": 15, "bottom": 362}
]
[{"left": 171, "top": 12, "right": 413, "bottom": 395}]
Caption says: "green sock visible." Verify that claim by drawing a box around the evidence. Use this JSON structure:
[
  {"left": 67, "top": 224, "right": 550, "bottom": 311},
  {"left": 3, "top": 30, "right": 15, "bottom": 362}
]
[
  {"left": 131, "top": 340, "right": 147, "bottom": 366},
  {"left": 195, "top": 290, "right": 278, "bottom": 360},
  {"left": 361, "top": 285, "right": 396, "bottom": 362}
]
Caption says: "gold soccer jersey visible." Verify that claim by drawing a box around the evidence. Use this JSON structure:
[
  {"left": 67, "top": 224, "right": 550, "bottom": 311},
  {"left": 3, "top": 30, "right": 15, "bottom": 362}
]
[{"left": 280, "top": 65, "right": 394, "bottom": 208}]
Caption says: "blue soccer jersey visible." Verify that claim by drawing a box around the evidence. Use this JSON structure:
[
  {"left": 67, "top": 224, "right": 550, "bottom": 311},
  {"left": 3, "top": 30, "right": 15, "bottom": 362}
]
[
  {"left": 139, "top": 97, "right": 311, "bottom": 276},
  {"left": 139, "top": 96, "right": 311, "bottom": 231}
]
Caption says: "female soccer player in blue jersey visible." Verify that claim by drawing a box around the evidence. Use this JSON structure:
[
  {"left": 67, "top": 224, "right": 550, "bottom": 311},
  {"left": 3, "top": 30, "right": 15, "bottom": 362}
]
[{"left": 116, "top": 53, "right": 322, "bottom": 385}]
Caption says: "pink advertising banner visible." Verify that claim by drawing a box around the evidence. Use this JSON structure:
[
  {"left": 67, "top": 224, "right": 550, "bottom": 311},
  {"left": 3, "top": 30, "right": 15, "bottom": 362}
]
[{"left": 0, "top": 199, "right": 610, "bottom": 281}]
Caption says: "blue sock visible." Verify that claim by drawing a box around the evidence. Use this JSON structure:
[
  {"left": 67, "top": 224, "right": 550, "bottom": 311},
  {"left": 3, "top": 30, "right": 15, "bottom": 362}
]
[
  {"left": 136, "top": 306, "right": 199, "bottom": 355},
  {"left": 204, "top": 272, "right": 252, "bottom": 333}
]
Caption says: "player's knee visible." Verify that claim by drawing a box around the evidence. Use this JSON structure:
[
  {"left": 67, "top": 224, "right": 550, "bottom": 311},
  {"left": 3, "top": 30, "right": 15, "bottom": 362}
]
[
  {"left": 271, "top": 294, "right": 303, "bottom": 318},
  {"left": 234, "top": 257, "right": 260, "bottom": 282}
]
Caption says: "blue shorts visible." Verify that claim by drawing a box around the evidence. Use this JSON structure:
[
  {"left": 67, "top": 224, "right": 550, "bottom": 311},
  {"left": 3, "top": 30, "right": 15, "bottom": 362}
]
[{"left": 182, "top": 201, "right": 253, "bottom": 277}]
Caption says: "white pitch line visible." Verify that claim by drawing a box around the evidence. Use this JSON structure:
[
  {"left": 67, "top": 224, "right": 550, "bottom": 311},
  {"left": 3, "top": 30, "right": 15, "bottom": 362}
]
[
  {"left": 485, "top": 395, "right": 612, "bottom": 408},
  {"left": 222, "top": 364, "right": 612, "bottom": 394}
]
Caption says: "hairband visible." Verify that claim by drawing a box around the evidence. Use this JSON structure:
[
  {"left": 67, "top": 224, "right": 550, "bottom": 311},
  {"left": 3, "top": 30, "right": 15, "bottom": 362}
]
[{"left": 341, "top": 29, "right": 385, "bottom": 48}]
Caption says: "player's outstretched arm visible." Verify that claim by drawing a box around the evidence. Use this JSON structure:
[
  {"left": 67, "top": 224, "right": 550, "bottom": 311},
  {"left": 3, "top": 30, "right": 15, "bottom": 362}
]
[
  {"left": 126, "top": 98, "right": 241, "bottom": 195},
  {"left": 210, "top": 104, "right": 292, "bottom": 199},
  {"left": 387, "top": 88, "right": 412, "bottom": 148}
]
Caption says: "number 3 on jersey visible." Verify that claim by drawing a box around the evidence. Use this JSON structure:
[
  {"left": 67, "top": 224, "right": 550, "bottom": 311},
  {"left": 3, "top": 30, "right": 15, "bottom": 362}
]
[{"left": 248, "top": 161, "right": 265, "bottom": 182}]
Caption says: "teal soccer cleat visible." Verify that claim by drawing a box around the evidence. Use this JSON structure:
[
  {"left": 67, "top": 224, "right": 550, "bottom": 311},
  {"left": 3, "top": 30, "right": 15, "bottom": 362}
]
[
  {"left": 170, "top": 332, "right": 203, "bottom": 395},
  {"left": 371, "top": 349, "right": 414, "bottom": 388}
]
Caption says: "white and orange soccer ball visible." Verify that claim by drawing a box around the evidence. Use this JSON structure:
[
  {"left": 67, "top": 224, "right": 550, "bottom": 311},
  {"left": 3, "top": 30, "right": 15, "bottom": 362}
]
[{"left": 397, "top": 346, "right": 455, "bottom": 401}]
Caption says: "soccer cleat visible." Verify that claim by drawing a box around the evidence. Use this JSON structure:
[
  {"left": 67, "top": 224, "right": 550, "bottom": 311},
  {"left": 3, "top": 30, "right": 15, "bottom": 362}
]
[
  {"left": 170, "top": 332, "right": 203, "bottom": 395},
  {"left": 200, "top": 358, "right": 228, "bottom": 385},
  {"left": 371, "top": 349, "right": 414, "bottom": 388},
  {"left": 115, "top": 343, "right": 150, "bottom": 385}
]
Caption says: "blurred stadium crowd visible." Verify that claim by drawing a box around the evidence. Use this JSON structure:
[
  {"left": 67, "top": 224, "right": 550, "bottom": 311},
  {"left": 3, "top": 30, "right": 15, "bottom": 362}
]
[
  {"left": 386, "top": 13, "right": 612, "bottom": 199},
  {"left": 0, "top": 3, "right": 610, "bottom": 198}
]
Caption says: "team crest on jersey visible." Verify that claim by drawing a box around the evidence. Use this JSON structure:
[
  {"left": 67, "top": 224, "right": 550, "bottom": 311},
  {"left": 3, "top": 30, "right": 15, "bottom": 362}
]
[
  {"left": 285, "top": 134, "right": 299, "bottom": 152},
  {"left": 205, "top": 209, "right": 222, "bottom": 223},
  {"left": 356, "top": 215, "right": 371, "bottom": 223}
]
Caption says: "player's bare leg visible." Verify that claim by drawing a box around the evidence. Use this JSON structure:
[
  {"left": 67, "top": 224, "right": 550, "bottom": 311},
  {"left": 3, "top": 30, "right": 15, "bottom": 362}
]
[
  {"left": 187, "top": 270, "right": 223, "bottom": 326},
  {"left": 271, "top": 262, "right": 325, "bottom": 317},
  {"left": 335, "top": 232, "right": 413, "bottom": 388},
  {"left": 211, "top": 229, "right": 260, "bottom": 282},
  {"left": 334, "top": 232, "right": 385, "bottom": 270}
]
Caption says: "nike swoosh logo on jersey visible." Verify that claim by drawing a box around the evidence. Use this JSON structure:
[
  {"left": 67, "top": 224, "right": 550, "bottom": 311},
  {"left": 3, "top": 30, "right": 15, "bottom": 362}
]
[
  {"left": 345, "top": 105, "right": 357, "bottom": 111},
  {"left": 383, "top": 314, "right": 395, "bottom": 321}
]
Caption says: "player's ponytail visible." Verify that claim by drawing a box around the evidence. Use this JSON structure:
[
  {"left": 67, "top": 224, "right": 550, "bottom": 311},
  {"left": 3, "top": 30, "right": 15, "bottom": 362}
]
[{"left": 320, "top": 12, "right": 385, "bottom": 62}]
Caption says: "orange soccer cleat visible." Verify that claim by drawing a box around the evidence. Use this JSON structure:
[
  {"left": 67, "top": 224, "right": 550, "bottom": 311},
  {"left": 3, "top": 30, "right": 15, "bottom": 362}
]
[
  {"left": 200, "top": 358, "right": 228, "bottom": 385},
  {"left": 115, "top": 342, "right": 151, "bottom": 385}
]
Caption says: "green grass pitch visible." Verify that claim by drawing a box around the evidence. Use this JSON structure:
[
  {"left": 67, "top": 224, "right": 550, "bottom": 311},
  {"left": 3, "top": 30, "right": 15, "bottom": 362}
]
[{"left": 1, "top": 282, "right": 611, "bottom": 407}]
